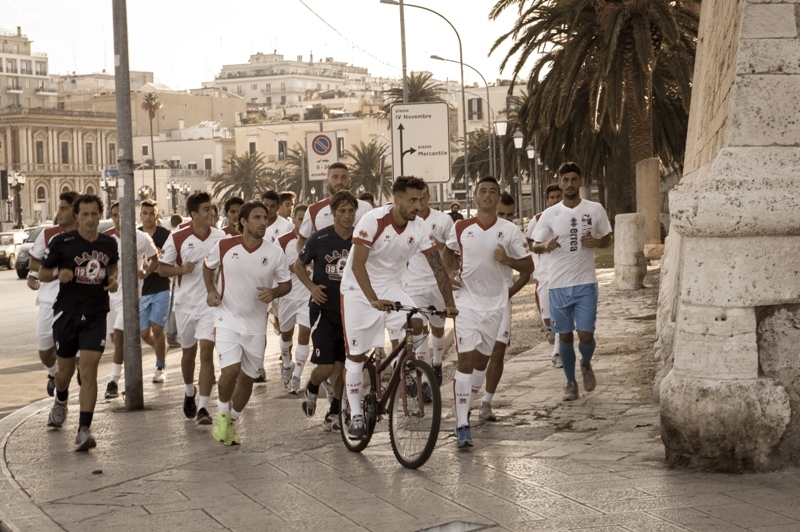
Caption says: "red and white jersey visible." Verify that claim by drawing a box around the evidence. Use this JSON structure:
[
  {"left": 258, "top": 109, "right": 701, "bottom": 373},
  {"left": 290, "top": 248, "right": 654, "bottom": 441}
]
[
  {"left": 222, "top": 225, "right": 238, "bottom": 236},
  {"left": 29, "top": 225, "right": 67, "bottom": 305},
  {"left": 102, "top": 228, "right": 158, "bottom": 301},
  {"left": 446, "top": 217, "right": 530, "bottom": 311},
  {"left": 342, "top": 205, "right": 437, "bottom": 296},
  {"left": 277, "top": 231, "right": 311, "bottom": 302},
  {"left": 299, "top": 197, "right": 373, "bottom": 239},
  {"left": 526, "top": 213, "right": 549, "bottom": 283},
  {"left": 204, "top": 236, "right": 290, "bottom": 335},
  {"left": 265, "top": 216, "right": 294, "bottom": 243},
  {"left": 402, "top": 208, "right": 454, "bottom": 294},
  {"left": 178, "top": 220, "right": 191, "bottom": 229},
  {"left": 160, "top": 225, "right": 225, "bottom": 313}
]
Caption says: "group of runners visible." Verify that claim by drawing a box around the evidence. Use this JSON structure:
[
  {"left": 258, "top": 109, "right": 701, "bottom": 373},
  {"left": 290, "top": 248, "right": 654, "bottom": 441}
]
[{"left": 27, "top": 159, "right": 611, "bottom": 452}]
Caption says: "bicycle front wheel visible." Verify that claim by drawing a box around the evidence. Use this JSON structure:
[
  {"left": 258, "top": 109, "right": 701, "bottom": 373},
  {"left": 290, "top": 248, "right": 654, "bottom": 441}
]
[
  {"left": 388, "top": 359, "right": 441, "bottom": 469},
  {"left": 340, "top": 360, "right": 377, "bottom": 453}
]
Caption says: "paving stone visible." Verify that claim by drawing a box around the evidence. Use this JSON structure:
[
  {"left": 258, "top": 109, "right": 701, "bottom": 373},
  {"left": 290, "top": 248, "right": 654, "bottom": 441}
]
[
  {"left": 588, "top": 493, "right": 740, "bottom": 514},
  {"left": 694, "top": 502, "right": 800, "bottom": 529}
]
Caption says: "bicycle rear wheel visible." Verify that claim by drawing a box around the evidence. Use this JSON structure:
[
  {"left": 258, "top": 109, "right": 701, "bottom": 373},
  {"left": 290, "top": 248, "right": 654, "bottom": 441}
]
[
  {"left": 340, "top": 360, "right": 377, "bottom": 453},
  {"left": 388, "top": 359, "right": 441, "bottom": 469}
]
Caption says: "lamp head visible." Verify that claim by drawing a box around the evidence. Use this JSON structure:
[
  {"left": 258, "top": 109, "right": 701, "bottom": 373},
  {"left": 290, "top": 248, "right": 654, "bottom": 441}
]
[
  {"left": 380, "top": 0, "right": 400, "bottom": 4},
  {"left": 430, "top": 55, "right": 444, "bottom": 61},
  {"left": 494, "top": 120, "right": 508, "bottom": 137},
  {"left": 525, "top": 143, "right": 536, "bottom": 160},
  {"left": 512, "top": 129, "right": 524, "bottom": 150}
]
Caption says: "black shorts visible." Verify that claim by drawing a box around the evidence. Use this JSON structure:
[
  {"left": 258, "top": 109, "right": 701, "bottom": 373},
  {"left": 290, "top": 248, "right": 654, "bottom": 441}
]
[
  {"left": 309, "top": 307, "right": 346, "bottom": 365},
  {"left": 52, "top": 310, "right": 108, "bottom": 358}
]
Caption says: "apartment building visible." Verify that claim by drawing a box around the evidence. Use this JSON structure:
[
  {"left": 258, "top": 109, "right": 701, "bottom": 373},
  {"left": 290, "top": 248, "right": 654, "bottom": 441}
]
[{"left": 0, "top": 27, "right": 56, "bottom": 111}]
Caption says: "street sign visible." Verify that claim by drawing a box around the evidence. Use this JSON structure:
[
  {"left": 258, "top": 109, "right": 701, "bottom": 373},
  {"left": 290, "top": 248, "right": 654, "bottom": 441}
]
[
  {"left": 390, "top": 102, "right": 451, "bottom": 183},
  {"left": 306, "top": 132, "right": 338, "bottom": 181}
]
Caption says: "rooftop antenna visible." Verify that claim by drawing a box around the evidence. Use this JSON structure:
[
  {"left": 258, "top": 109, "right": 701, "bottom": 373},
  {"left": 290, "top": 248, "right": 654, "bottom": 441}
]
[
  {"left": 73, "top": 39, "right": 77, "bottom": 73},
  {"left": 103, "top": 29, "right": 107, "bottom": 72}
]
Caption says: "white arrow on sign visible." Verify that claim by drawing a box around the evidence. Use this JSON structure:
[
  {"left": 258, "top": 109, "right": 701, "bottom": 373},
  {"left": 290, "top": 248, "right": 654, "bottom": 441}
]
[{"left": 390, "top": 102, "right": 451, "bottom": 183}]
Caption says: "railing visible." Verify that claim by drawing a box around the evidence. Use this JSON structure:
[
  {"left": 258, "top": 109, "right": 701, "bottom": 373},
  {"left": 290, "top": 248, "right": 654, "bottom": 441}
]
[
  {"left": 0, "top": 107, "right": 116, "bottom": 118},
  {"left": 216, "top": 70, "right": 344, "bottom": 80}
]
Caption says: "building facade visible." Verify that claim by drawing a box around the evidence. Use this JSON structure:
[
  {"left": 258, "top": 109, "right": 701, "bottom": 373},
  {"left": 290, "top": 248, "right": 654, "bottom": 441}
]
[{"left": 0, "top": 27, "right": 57, "bottom": 112}]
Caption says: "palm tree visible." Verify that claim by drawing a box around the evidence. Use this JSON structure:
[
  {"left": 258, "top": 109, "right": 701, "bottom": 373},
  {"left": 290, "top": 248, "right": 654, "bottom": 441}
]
[
  {"left": 303, "top": 104, "right": 328, "bottom": 121},
  {"left": 284, "top": 143, "right": 312, "bottom": 203},
  {"left": 211, "top": 152, "right": 275, "bottom": 202},
  {"left": 141, "top": 92, "right": 162, "bottom": 199},
  {"left": 345, "top": 141, "right": 393, "bottom": 201},
  {"left": 381, "top": 72, "right": 447, "bottom": 114},
  {"left": 491, "top": 0, "right": 698, "bottom": 217}
]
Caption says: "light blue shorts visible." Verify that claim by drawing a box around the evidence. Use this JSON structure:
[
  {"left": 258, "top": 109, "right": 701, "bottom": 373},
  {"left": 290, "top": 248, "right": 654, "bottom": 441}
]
[
  {"left": 548, "top": 283, "right": 599, "bottom": 334},
  {"left": 140, "top": 290, "right": 171, "bottom": 330}
]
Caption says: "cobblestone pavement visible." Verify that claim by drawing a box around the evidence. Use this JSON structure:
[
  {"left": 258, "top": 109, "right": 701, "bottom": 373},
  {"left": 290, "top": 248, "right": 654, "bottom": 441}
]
[{"left": 3, "top": 268, "right": 800, "bottom": 532}]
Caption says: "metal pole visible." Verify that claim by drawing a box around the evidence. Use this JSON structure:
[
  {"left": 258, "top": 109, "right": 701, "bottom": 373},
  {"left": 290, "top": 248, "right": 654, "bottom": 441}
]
[
  {"left": 399, "top": 0, "right": 409, "bottom": 103},
  {"left": 377, "top": 154, "right": 386, "bottom": 205},
  {"left": 529, "top": 159, "right": 536, "bottom": 217},
  {"left": 300, "top": 155, "right": 306, "bottom": 203},
  {"left": 499, "top": 136, "right": 506, "bottom": 196},
  {"left": 112, "top": 0, "right": 144, "bottom": 410}
]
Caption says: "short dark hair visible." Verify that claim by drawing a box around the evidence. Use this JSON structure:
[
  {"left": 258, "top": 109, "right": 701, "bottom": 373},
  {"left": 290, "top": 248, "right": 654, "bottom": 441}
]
[
  {"left": 59, "top": 190, "right": 80, "bottom": 205},
  {"left": 327, "top": 162, "right": 348, "bottom": 174},
  {"left": 331, "top": 190, "right": 358, "bottom": 212},
  {"left": 293, "top": 203, "right": 308, "bottom": 217},
  {"left": 392, "top": 175, "right": 426, "bottom": 195},
  {"left": 73, "top": 194, "right": 104, "bottom": 216},
  {"left": 278, "top": 191, "right": 296, "bottom": 204},
  {"left": 140, "top": 199, "right": 158, "bottom": 210},
  {"left": 223, "top": 196, "right": 245, "bottom": 215},
  {"left": 109, "top": 201, "right": 120, "bottom": 214},
  {"left": 186, "top": 191, "right": 212, "bottom": 216},
  {"left": 170, "top": 214, "right": 183, "bottom": 228},
  {"left": 357, "top": 191, "right": 374, "bottom": 203},
  {"left": 450, "top": 201, "right": 460, "bottom": 209},
  {"left": 237, "top": 201, "right": 268, "bottom": 232},
  {"left": 545, "top": 183, "right": 562, "bottom": 195},
  {"left": 475, "top": 176, "right": 500, "bottom": 191},
  {"left": 558, "top": 162, "right": 582, "bottom": 176},
  {"left": 261, "top": 189, "right": 279, "bottom": 203},
  {"left": 499, "top": 192, "right": 515, "bottom": 206}
]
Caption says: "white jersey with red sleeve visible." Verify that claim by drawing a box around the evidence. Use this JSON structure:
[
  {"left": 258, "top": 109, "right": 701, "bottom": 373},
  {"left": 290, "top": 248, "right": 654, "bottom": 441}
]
[
  {"left": 29, "top": 225, "right": 66, "bottom": 305},
  {"left": 277, "top": 230, "right": 311, "bottom": 302},
  {"left": 402, "top": 208, "right": 454, "bottom": 294},
  {"left": 265, "top": 216, "right": 295, "bottom": 243},
  {"left": 102, "top": 228, "right": 158, "bottom": 301},
  {"left": 299, "top": 197, "right": 373, "bottom": 239},
  {"left": 526, "top": 213, "right": 549, "bottom": 282},
  {"left": 446, "top": 217, "right": 530, "bottom": 312},
  {"left": 160, "top": 226, "right": 225, "bottom": 314},
  {"left": 204, "top": 236, "right": 290, "bottom": 335},
  {"left": 341, "top": 205, "right": 438, "bottom": 296}
]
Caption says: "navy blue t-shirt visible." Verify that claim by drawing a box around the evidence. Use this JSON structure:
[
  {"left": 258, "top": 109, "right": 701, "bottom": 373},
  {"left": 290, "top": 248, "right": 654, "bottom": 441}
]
[
  {"left": 298, "top": 225, "right": 352, "bottom": 311},
  {"left": 41, "top": 230, "right": 119, "bottom": 315}
]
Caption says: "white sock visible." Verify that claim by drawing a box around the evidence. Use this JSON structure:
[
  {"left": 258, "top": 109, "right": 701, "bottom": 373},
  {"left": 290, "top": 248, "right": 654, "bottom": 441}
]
[
  {"left": 185, "top": 384, "right": 195, "bottom": 396},
  {"left": 199, "top": 395, "right": 209, "bottom": 410},
  {"left": 432, "top": 334, "right": 446, "bottom": 366},
  {"left": 553, "top": 333, "right": 560, "bottom": 354},
  {"left": 279, "top": 338, "right": 293, "bottom": 367},
  {"left": 345, "top": 358, "right": 363, "bottom": 416},
  {"left": 110, "top": 363, "right": 123, "bottom": 382},
  {"left": 230, "top": 408, "right": 241, "bottom": 421},
  {"left": 483, "top": 391, "right": 494, "bottom": 405},
  {"left": 293, "top": 344, "right": 309, "bottom": 379},
  {"left": 469, "top": 368, "right": 487, "bottom": 409},
  {"left": 45, "top": 362, "right": 57, "bottom": 377},
  {"left": 414, "top": 334, "right": 430, "bottom": 365},
  {"left": 218, "top": 399, "right": 230, "bottom": 414},
  {"left": 454, "top": 371, "right": 471, "bottom": 428}
]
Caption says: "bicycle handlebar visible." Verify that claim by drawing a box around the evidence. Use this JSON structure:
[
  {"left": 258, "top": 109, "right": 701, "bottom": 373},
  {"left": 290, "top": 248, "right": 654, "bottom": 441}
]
[{"left": 391, "top": 303, "right": 448, "bottom": 318}]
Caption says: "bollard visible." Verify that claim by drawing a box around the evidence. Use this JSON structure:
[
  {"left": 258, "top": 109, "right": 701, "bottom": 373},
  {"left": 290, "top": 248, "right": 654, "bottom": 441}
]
[{"left": 614, "top": 213, "right": 646, "bottom": 290}]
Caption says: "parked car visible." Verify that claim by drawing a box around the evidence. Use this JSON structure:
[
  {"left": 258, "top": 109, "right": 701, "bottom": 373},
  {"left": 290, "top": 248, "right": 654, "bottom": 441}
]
[
  {"left": 0, "top": 231, "right": 28, "bottom": 270},
  {"left": 14, "top": 221, "right": 113, "bottom": 279}
]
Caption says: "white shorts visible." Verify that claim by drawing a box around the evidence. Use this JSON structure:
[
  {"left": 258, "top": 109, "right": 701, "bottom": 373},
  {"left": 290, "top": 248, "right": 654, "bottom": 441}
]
[
  {"left": 214, "top": 327, "right": 265, "bottom": 379},
  {"left": 495, "top": 302, "right": 512, "bottom": 345},
  {"left": 407, "top": 289, "right": 446, "bottom": 329},
  {"left": 106, "top": 297, "right": 124, "bottom": 332},
  {"left": 536, "top": 279, "right": 551, "bottom": 320},
  {"left": 342, "top": 287, "right": 416, "bottom": 356},
  {"left": 175, "top": 309, "right": 215, "bottom": 348},
  {"left": 37, "top": 304, "right": 55, "bottom": 351},
  {"left": 454, "top": 306, "right": 505, "bottom": 357},
  {"left": 277, "top": 297, "right": 311, "bottom": 332}
]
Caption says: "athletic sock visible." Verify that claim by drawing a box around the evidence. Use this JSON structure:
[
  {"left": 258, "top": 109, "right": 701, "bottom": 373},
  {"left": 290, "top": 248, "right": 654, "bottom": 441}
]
[
  {"left": 469, "top": 368, "right": 487, "bottom": 409},
  {"left": 217, "top": 400, "right": 230, "bottom": 414},
  {"left": 306, "top": 381, "right": 320, "bottom": 395},
  {"left": 344, "top": 359, "right": 364, "bottom": 416},
  {"left": 293, "top": 344, "right": 309, "bottom": 379},
  {"left": 454, "top": 371, "right": 471, "bottom": 428},
  {"left": 56, "top": 388, "right": 68, "bottom": 402},
  {"left": 560, "top": 340, "right": 577, "bottom": 384},
  {"left": 553, "top": 333, "right": 560, "bottom": 354},
  {"left": 414, "top": 334, "right": 430, "bottom": 365},
  {"left": 45, "top": 362, "right": 57, "bottom": 377},
  {"left": 330, "top": 397, "right": 341, "bottom": 415},
  {"left": 110, "top": 363, "right": 123, "bottom": 382},
  {"left": 230, "top": 408, "right": 241, "bottom": 421},
  {"left": 155, "top": 360, "right": 166, "bottom": 370},
  {"left": 579, "top": 339, "right": 596, "bottom": 367},
  {"left": 431, "top": 334, "right": 446, "bottom": 366},
  {"left": 185, "top": 384, "right": 195, "bottom": 396},
  {"left": 279, "top": 338, "right": 293, "bottom": 367},
  {"left": 483, "top": 391, "right": 494, "bottom": 406},
  {"left": 198, "top": 395, "right": 209, "bottom": 410},
  {"left": 78, "top": 411, "right": 93, "bottom": 429}
]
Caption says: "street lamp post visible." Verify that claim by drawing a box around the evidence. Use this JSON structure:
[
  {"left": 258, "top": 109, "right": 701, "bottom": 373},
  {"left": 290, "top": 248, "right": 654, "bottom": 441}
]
[
  {"left": 166, "top": 180, "right": 179, "bottom": 213},
  {"left": 494, "top": 120, "right": 508, "bottom": 194},
  {"left": 5, "top": 198, "right": 12, "bottom": 224},
  {"left": 512, "top": 129, "right": 525, "bottom": 219},
  {"left": 10, "top": 172, "right": 26, "bottom": 229},
  {"left": 310, "top": 186, "right": 316, "bottom": 203},
  {"left": 104, "top": 173, "right": 119, "bottom": 211},
  {"left": 179, "top": 183, "right": 190, "bottom": 215},
  {"left": 526, "top": 143, "right": 537, "bottom": 215}
]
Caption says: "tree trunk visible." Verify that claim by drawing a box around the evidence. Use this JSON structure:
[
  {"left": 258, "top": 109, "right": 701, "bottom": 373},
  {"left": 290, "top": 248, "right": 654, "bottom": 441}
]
[{"left": 149, "top": 116, "right": 157, "bottom": 200}]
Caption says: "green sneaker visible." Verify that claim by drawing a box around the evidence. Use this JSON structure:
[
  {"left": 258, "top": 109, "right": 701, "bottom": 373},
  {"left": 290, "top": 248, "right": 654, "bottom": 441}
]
[
  {"left": 212, "top": 413, "right": 230, "bottom": 444},
  {"left": 225, "top": 419, "right": 240, "bottom": 446}
]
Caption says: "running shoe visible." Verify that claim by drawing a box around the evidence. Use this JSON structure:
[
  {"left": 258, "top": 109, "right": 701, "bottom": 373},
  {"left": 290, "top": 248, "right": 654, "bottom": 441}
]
[
  {"left": 348, "top": 414, "right": 366, "bottom": 439},
  {"left": 323, "top": 411, "right": 339, "bottom": 431},
  {"left": 546, "top": 331, "right": 556, "bottom": 345},
  {"left": 225, "top": 420, "right": 240, "bottom": 446},
  {"left": 405, "top": 373, "right": 417, "bottom": 398},
  {"left": 302, "top": 387, "right": 317, "bottom": 417},
  {"left": 167, "top": 336, "right": 181, "bottom": 348},
  {"left": 46, "top": 375, "right": 55, "bottom": 397},
  {"left": 74, "top": 427, "right": 96, "bottom": 452},
  {"left": 196, "top": 407, "right": 212, "bottom": 425},
  {"left": 47, "top": 399, "right": 67, "bottom": 428},
  {"left": 433, "top": 364, "right": 443, "bottom": 386},
  {"left": 562, "top": 382, "right": 579, "bottom": 401},
  {"left": 281, "top": 363, "right": 295, "bottom": 389},
  {"left": 152, "top": 367, "right": 166, "bottom": 383},
  {"left": 478, "top": 401, "right": 497, "bottom": 422},
  {"left": 456, "top": 425, "right": 473, "bottom": 448},
  {"left": 581, "top": 364, "right": 596, "bottom": 392},
  {"left": 551, "top": 353, "right": 562, "bottom": 368},
  {"left": 289, "top": 376, "right": 301, "bottom": 395},
  {"left": 212, "top": 412, "right": 230, "bottom": 443},
  {"left": 254, "top": 367, "right": 267, "bottom": 383},
  {"left": 422, "top": 381, "right": 433, "bottom": 403},
  {"left": 104, "top": 380, "right": 119, "bottom": 399},
  {"left": 183, "top": 386, "right": 197, "bottom": 419},
  {"left": 321, "top": 379, "right": 334, "bottom": 405}
]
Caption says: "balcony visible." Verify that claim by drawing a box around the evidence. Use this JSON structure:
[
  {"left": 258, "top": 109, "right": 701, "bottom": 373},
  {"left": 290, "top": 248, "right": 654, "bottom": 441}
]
[
  {"left": 5, "top": 68, "right": 18, "bottom": 74},
  {"left": 35, "top": 87, "right": 57, "bottom": 96},
  {"left": 6, "top": 87, "right": 22, "bottom": 94}
]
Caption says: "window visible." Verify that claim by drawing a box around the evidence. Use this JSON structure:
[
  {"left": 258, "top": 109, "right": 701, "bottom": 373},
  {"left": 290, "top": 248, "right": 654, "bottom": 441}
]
[
  {"left": 278, "top": 140, "right": 287, "bottom": 161},
  {"left": 316, "top": 83, "right": 321, "bottom": 90},
  {"left": 38, "top": 98, "right": 44, "bottom": 108},
  {"left": 61, "top": 141, "right": 69, "bottom": 164},
  {"left": 61, "top": 185, "right": 70, "bottom": 193},
  {"left": 161, "top": 114, "right": 166, "bottom": 124},
  {"left": 108, "top": 143, "right": 116, "bottom": 163},
  {"left": 85, "top": 143, "right": 93, "bottom": 165},
  {"left": 20, "top": 60, "right": 31, "bottom": 74},
  {"left": 204, "top": 157, "right": 212, "bottom": 171},
  {"left": 187, "top": 162, "right": 197, "bottom": 170},
  {"left": 249, "top": 141, "right": 256, "bottom": 155},
  {"left": 236, "top": 85, "right": 243, "bottom": 95},
  {"left": 265, "top": 83, "right": 271, "bottom": 93},
  {"left": 337, "top": 137, "right": 345, "bottom": 159},
  {"left": 36, "top": 186, "right": 46, "bottom": 201},
  {"left": 142, "top": 145, "right": 149, "bottom": 156},
  {"left": 251, "top": 84, "right": 257, "bottom": 90},
  {"left": 265, "top": 96, "right": 272, "bottom": 106},
  {"left": 85, "top": 186, "right": 95, "bottom": 195},
  {"left": 280, "top": 95, "right": 286, "bottom": 105},
  {"left": 35, "top": 141, "right": 44, "bottom": 164},
  {"left": 35, "top": 62, "right": 46, "bottom": 76},
  {"left": 280, "top": 82, "right": 285, "bottom": 92},
  {"left": 468, "top": 98, "right": 483, "bottom": 121}
]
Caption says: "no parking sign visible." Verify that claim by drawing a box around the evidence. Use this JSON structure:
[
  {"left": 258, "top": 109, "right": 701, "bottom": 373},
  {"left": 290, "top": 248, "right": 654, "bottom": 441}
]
[{"left": 306, "top": 132, "right": 338, "bottom": 181}]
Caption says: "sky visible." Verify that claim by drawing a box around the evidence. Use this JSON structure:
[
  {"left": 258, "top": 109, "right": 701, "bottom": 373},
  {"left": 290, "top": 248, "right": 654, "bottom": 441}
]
[{"left": 1, "top": 0, "right": 529, "bottom": 90}]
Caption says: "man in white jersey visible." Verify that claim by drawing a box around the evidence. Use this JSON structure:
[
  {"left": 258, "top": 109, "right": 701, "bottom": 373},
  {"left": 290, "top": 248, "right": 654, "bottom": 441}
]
[
  {"left": 221, "top": 197, "right": 244, "bottom": 236},
  {"left": 443, "top": 177, "right": 533, "bottom": 448},
  {"left": 526, "top": 183, "right": 564, "bottom": 367},
  {"left": 276, "top": 204, "right": 312, "bottom": 393},
  {"left": 204, "top": 201, "right": 292, "bottom": 445},
  {"left": 341, "top": 176, "right": 457, "bottom": 439},
  {"left": 27, "top": 190, "right": 79, "bottom": 395},
  {"left": 278, "top": 191, "right": 296, "bottom": 220},
  {"left": 103, "top": 202, "right": 158, "bottom": 399},
  {"left": 477, "top": 192, "right": 533, "bottom": 422},
  {"left": 531, "top": 162, "right": 612, "bottom": 401},
  {"left": 401, "top": 182, "right": 454, "bottom": 386},
  {"left": 260, "top": 190, "right": 295, "bottom": 243},
  {"left": 159, "top": 192, "right": 225, "bottom": 424},
  {"left": 296, "top": 162, "right": 372, "bottom": 252}
]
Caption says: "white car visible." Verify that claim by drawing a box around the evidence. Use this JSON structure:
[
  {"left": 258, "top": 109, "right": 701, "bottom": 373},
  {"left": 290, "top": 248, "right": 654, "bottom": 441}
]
[{"left": 0, "top": 232, "right": 27, "bottom": 270}]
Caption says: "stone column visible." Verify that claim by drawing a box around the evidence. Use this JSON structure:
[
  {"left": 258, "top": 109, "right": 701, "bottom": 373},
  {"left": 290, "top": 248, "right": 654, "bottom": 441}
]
[
  {"left": 636, "top": 158, "right": 663, "bottom": 260},
  {"left": 614, "top": 213, "right": 646, "bottom": 290},
  {"left": 657, "top": 0, "right": 800, "bottom": 471}
]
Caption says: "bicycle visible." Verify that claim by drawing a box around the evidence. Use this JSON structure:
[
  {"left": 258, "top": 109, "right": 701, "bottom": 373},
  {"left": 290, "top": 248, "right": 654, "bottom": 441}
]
[{"left": 339, "top": 304, "right": 444, "bottom": 469}]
